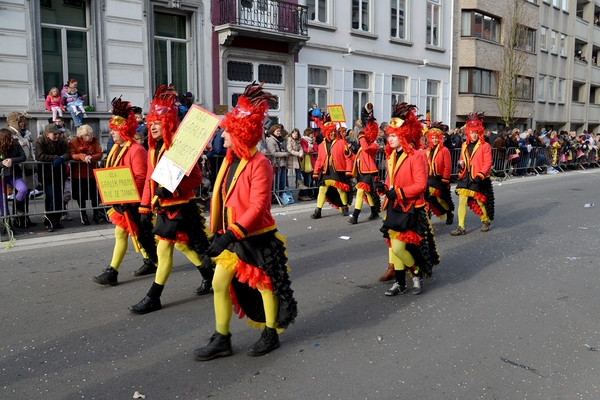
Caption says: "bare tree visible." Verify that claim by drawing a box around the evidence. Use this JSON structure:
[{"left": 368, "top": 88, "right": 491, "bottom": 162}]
[{"left": 495, "top": 0, "right": 536, "bottom": 127}]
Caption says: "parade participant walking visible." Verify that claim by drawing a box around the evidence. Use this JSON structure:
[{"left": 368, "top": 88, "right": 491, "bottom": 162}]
[
  {"left": 377, "top": 103, "right": 439, "bottom": 295},
  {"left": 348, "top": 116, "right": 381, "bottom": 224},
  {"left": 129, "top": 85, "right": 211, "bottom": 315},
  {"left": 310, "top": 121, "right": 353, "bottom": 219},
  {"left": 194, "top": 82, "right": 297, "bottom": 361},
  {"left": 425, "top": 122, "right": 455, "bottom": 225},
  {"left": 451, "top": 112, "right": 495, "bottom": 235},
  {"left": 92, "top": 98, "right": 158, "bottom": 286}
]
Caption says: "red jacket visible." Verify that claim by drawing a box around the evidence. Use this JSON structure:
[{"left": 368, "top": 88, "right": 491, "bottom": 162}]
[
  {"left": 384, "top": 149, "right": 428, "bottom": 210},
  {"left": 69, "top": 136, "right": 103, "bottom": 179},
  {"left": 209, "top": 149, "right": 276, "bottom": 240},
  {"left": 105, "top": 141, "right": 147, "bottom": 200},
  {"left": 313, "top": 137, "right": 352, "bottom": 178},
  {"left": 140, "top": 143, "right": 202, "bottom": 211},
  {"left": 353, "top": 134, "right": 378, "bottom": 175},
  {"left": 458, "top": 139, "right": 492, "bottom": 181},
  {"left": 426, "top": 144, "right": 451, "bottom": 182}
]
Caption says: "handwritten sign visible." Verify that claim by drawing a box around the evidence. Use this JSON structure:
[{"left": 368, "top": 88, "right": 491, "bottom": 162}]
[
  {"left": 164, "top": 105, "right": 221, "bottom": 175},
  {"left": 327, "top": 104, "right": 346, "bottom": 123},
  {"left": 94, "top": 166, "right": 141, "bottom": 205}
]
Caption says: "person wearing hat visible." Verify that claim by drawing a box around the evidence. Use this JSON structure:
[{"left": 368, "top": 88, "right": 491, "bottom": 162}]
[
  {"left": 376, "top": 103, "right": 439, "bottom": 296},
  {"left": 424, "top": 122, "right": 455, "bottom": 226},
  {"left": 129, "top": 85, "right": 211, "bottom": 315},
  {"left": 35, "top": 124, "right": 72, "bottom": 231},
  {"left": 451, "top": 112, "right": 495, "bottom": 235},
  {"left": 193, "top": 81, "right": 297, "bottom": 361},
  {"left": 91, "top": 97, "right": 158, "bottom": 286},
  {"left": 348, "top": 116, "right": 381, "bottom": 224},
  {"left": 310, "top": 121, "right": 353, "bottom": 219}
]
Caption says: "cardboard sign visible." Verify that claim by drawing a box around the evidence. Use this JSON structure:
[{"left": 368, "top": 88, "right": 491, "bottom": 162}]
[
  {"left": 327, "top": 104, "right": 346, "bottom": 123},
  {"left": 94, "top": 166, "right": 141, "bottom": 205},
  {"left": 152, "top": 105, "right": 221, "bottom": 192}
]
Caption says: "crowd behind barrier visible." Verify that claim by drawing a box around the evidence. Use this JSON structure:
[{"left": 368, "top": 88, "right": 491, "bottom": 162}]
[{"left": 2, "top": 144, "right": 600, "bottom": 228}]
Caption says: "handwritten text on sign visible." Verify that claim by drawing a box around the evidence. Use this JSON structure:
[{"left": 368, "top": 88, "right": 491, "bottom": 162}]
[{"left": 94, "top": 167, "right": 141, "bottom": 205}]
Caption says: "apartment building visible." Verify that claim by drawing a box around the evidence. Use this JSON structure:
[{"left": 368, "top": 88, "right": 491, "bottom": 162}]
[{"left": 453, "top": 0, "right": 600, "bottom": 134}]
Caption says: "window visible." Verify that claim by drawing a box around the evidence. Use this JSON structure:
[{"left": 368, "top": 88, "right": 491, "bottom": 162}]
[
  {"left": 40, "top": 0, "right": 89, "bottom": 98},
  {"left": 552, "top": 0, "right": 558, "bottom": 6},
  {"left": 308, "top": 67, "right": 329, "bottom": 111},
  {"left": 557, "top": 78, "right": 565, "bottom": 103},
  {"left": 426, "top": 0, "right": 441, "bottom": 47},
  {"left": 540, "top": 26, "right": 547, "bottom": 51},
  {"left": 562, "top": 0, "right": 567, "bottom": 11},
  {"left": 352, "top": 0, "right": 370, "bottom": 32},
  {"left": 550, "top": 30, "right": 557, "bottom": 53},
  {"left": 515, "top": 77, "right": 533, "bottom": 101},
  {"left": 459, "top": 68, "right": 497, "bottom": 96},
  {"left": 308, "top": 0, "right": 328, "bottom": 24},
  {"left": 353, "top": 71, "right": 370, "bottom": 123},
  {"left": 391, "top": 0, "right": 407, "bottom": 39},
  {"left": 516, "top": 27, "right": 536, "bottom": 52},
  {"left": 391, "top": 76, "right": 407, "bottom": 108},
  {"left": 538, "top": 74, "right": 545, "bottom": 101},
  {"left": 559, "top": 34, "right": 566, "bottom": 56},
  {"left": 228, "top": 61, "right": 253, "bottom": 82},
  {"left": 461, "top": 11, "right": 500, "bottom": 43},
  {"left": 548, "top": 76, "right": 555, "bottom": 102},
  {"left": 154, "top": 12, "right": 189, "bottom": 91},
  {"left": 426, "top": 80, "right": 440, "bottom": 122}
]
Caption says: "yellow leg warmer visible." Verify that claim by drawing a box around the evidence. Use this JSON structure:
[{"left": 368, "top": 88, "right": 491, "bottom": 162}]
[
  {"left": 476, "top": 199, "right": 490, "bottom": 223},
  {"left": 109, "top": 226, "right": 129, "bottom": 271},
  {"left": 390, "top": 238, "right": 415, "bottom": 269},
  {"left": 457, "top": 195, "right": 468, "bottom": 228},
  {"left": 316, "top": 185, "right": 328, "bottom": 208},
  {"left": 175, "top": 243, "right": 202, "bottom": 266},
  {"left": 258, "top": 287, "right": 279, "bottom": 329},
  {"left": 354, "top": 188, "right": 365, "bottom": 210},
  {"left": 213, "top": 264, "right": 235, "bottom": 335},
  {"left": 155, "top": 240, "right": 174, "bottom": 285}
]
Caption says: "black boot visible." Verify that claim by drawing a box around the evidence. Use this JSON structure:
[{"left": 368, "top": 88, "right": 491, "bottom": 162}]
[
  {"left": 92, "top": 209, "right": 105, "bottom": 224},
  {"left": 446, "top": 211, "right": 454, "bottom": 225},
  {"left": 310, "top": 208, "right": 322, "bottom": 219},
  {"left": 80, "top": 211, "right": 90, "bottom": 226},
  {"left": 341, "top": 206, "right": 350, "bottom": 217},
  {"left": 92, "top": 266, "right": 118, "bottom": 286},
  {"left": 368, "top": 206, "right": 379, "bottom": 220},
  {"left": 348, "top": 209, "right": 360, "bottom": 224},
  {"left": 194, "top": 265, "right": 214, "bottom": 296},
  {"left": 129, "top": 283, "right": 164, "bottom": 314},
  {"left": 132, "top": 258, "right": 157, "bottom": 276},
  {"left": 194, "top": 332, "right": 233, "bottom": 361},
  {"left": 247, "top": 327, "right": 280, "bottom": 357}
]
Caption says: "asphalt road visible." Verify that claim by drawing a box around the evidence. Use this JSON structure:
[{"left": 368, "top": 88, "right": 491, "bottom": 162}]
[{"left": 1, "top": 170, "right": 600, "bottom": 399}]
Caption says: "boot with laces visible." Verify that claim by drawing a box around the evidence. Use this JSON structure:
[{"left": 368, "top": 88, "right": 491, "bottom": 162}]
[
  {"left": 194, "top": 332, "right": 233, "bottom": 361},
  {"left": 450, "top": 226, "right": 466, "bottom": 236},
  {"left": 92, "top": 266, "right": 118, "bottom": 286},
  {"left": 132, "top": 258, "right": 157, "bottom": 276},
  {"left": 247, "top": 327, "right": 280, "bottom": 357}
]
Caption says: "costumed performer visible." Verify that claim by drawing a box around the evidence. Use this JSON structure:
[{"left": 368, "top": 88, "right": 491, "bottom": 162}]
[
  {"left": 310, "top": 121, "right": 353, "bottom": 219},
  {"left": 450, "top": 112, "right": 495, "bottom": 235},
  {"left": 92, "top": 97, "right": 158, "bottom": 286},
  {"left": 129, "top": 85, "right": 211, "bottom": 314},
  {"left": 376, "top": 103, "right": 439, "bottom": 295},
  {"left": 425, "top": 121, "right": 455, "bottom": 226},
  {"left": 348, "top": 116, "right": 381, "bottom": 224},
  {"left": 194, "top": 81, "right": 297, "bottom": 361}
]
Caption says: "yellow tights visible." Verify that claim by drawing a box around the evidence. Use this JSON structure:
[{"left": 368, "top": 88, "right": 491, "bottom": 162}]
[
  {"left": 212, "top": 263, "right": 279, "bottom": 335},
  {"left": 457, "top": 195, "right": 489, "bottom": 228},
  {"left": 388, "top": 239, "right": 415, "bottom": 271},
  {"left": 154, "top": 240, "right": 203, "bottom": 285},
  {"left": 353, "top": 188, "right": 374, "bottom": 211},
  {"left": 316, "top": 180, "right": 348, "bottom": 208},
  {"left": 110, "top": 226, "right": 150, "bottom": 271}
]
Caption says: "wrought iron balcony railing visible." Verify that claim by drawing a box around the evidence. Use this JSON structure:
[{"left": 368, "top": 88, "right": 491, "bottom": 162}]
[{"left": 218, "top": 0, "right": 309, "bottom": 37}]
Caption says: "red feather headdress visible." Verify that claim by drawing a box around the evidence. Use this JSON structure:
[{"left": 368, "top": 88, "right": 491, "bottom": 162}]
[
  {"left": 361, "top": 116, "right": 378, "bottom": 144},
  {"left": 221, "top": 81, "right": 275, "bottom": 161},
  {"left": 109, "top": 97, "right": 137, "bottom": 143},
  {"left": 464, "top": 111, "right": 485, "bottom": 144},
  {"left": 146, "top": 84, "right": 179, "bottom": 150},
  {"left": 385, "top": 102, "right": 422, "bottom": 157}
]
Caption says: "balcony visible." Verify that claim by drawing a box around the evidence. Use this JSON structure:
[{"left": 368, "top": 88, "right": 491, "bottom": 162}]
[{"left": 216, "top": 0, "right": 309, "bottom": 54}]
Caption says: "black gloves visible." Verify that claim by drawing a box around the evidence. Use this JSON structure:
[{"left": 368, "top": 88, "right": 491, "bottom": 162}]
[
  {"left": 386, "top": 188, "right": 397, "bottom": 202},
  {"left": 374, "top": 180, "right": 387, "bottom": 196},
  {"left": 472, "top": 176, "right": 481, "bottom": 184},
  {"left": 140, "top": 213, "right": 153, "bottom": 228},
  {"left": 155, "top": 187, "right": 173, "bottom": 198},
  {"left": 206, "top": 230, "right": 236, "bottom": 257}
]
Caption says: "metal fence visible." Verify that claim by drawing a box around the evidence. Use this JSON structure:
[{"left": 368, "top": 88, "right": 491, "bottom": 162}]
[{"left": 1, "top": 145, "right": 599, "bottom": 227}]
